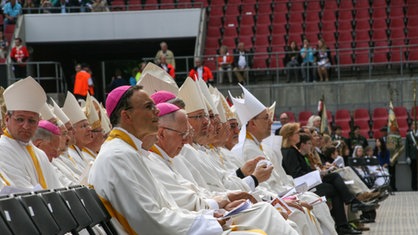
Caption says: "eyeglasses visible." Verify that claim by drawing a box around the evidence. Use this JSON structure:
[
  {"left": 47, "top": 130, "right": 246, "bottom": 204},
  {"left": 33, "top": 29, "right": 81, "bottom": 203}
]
[
  {"left": 230, "top": 123, "right": 241, "bottom": 130},
  {"left": 253, "top": 114, "right": 270, "bottom": 121},
  {"left": 12, "top": 116, "right": 38, "bottom": 127},
  {"left": 188, "top": 114, "right": 209, "bottom": 119},
  {"left": 161, "top": 126, "right": 190, "bottom": 139}
]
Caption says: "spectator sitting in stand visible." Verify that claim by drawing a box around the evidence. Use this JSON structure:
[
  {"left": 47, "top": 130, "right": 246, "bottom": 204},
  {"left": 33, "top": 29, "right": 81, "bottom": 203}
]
[
  {"left": 135, "top": 62, "right": 147, "bottom": 82},
  {"left": 0, "top": 31, "right": 9, "bottom": 59},
  {"left": 316, "top": 39, "right": 332, "bottom": 82},
  {"left": 157, "top": 55, "right": 175, "bottom": 79},
  {"left": 3, "top": 0, "right": 22, "bottom": 32},
  {"left": 53, "top": 0, "right": 72, "bottom": 13},
  {"left": 155, "top": 41, "right": 175, "bottom": 68},
  {"left": 90, "top": 0, "right": 109, "bottom": 12},
  {"left": 107, "top": 68, "right": 129, "bottom": 92},
  {"left": 283, "top": 40, "right": 300, "bottom": 83},
  {"left": 217, "top": 45, "right": 233, "bottom": 84},
  {"left": 300, "top": 39, "right": 316, "bottom": 82},
  {"left": 129, "top": 67, "right": 139, "bottom": 86},
  {"left": 22, "top": 0, "right": 37, "bottom": 14},
  {"left": 233, "top": 42, "right": 252, "bottom": 85},
  {"left": 189, "top": 57, "right": 214, "bottom": 85}
]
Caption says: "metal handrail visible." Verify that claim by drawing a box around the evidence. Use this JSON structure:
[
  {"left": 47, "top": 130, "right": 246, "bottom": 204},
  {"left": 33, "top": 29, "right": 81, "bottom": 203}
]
[{"left": 4, "top": 61, "right": 66, "bottom": 93}]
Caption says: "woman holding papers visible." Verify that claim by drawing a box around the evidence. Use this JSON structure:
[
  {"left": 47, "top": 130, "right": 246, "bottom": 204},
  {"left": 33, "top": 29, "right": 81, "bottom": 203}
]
[{"left": 280, "top": 123, "right": 376, "bottom": 235}]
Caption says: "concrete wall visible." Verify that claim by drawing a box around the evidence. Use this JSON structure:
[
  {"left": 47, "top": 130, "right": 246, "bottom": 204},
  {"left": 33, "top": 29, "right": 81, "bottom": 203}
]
[{"left": 23, "top": 9, "right": 201, "bottom": 43}]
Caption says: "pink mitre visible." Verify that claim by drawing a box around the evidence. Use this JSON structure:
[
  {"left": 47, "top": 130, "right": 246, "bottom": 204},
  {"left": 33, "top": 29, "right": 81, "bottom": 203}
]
[
  {"left": 156, "top": 103, "right": 179, "bottom": 117},
  {"left": 106, "top": 85, "right": 131, "bottom": 117},
  {"left": 38, "top": 120, "right": 61, "bottom": 135},
  {"left": 151, "top": 90, "right": 176, "bottom": 105}
]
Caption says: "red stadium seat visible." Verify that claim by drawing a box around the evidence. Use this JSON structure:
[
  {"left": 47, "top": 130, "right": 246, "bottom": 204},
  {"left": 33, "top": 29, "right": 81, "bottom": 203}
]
[
  {"left": 288, "top": 1, "right": 304, "bottom": 12},
  {"left": 337, "top": 19, "right": 353, "bottom": 32},
  {"left": 338, "top": 30, "right": 352, "bottom": 43},
  {"left": 388, "top": 7, "right": 404, "bottom": 18},
  {"left": 205, "top": 37, "right": 220, "bottom": 49},
  {"left": 252, "top": 55, "right": 268, "bottom": 68},
  {"left": 256, "top": 3, "right": 271, "bottom": 14},
  {"left": 284, "top": 111, "right": 296, "bottom": 123},
  {"left": 225, "top": 5, "right": 240, "bottom": 16},
  {"left": 335, "top": 109, "right": 351, "bottom": 122},
  {"left": 304, "top": 21, "right": 319, "bottom": 33},
  {"left": 337, "top": 53, "right": 354, "bottom": 65},
  {"left": 371, "top": 7, "right": 387, "bottom": 20},
  {"left": 305, "top": 1, "right": 321, "bottom": 11},
  {"left": 372, "top": 119, "right": 388, "bottom": 138},
  {"left": 239, "top": 25, "right": 254, "bottom": 37},
  {"left": 354, "top": 8, "right": 371, "bottom": 20},
  {"left": 241, "top": 4, "right": 255, "bottom": 15},
  {"left": 372, "top": 48, "right": 389, "bottom": 64},
  {"left": 305, "top": 11, "right": 320, "bottom": 22},
  {"left": 223, "top": 27, "right": 238, "bottom": 37},
  {"left": 354, "top": 1, "right": 370, "bottom": 10},
  {"left": 372, "top": 107, "right": 388, "bottom": 120},
  {"left": 339, "top": 0, "right": 353, "bottom": 10},
  {"left": 397, "top": 118, "right": 409, "bottom": 129},
  {"left": 271, "top": 33, "right": 286, "bottom": 46},
  {"left": 240, "top": 14, "right": 255, "bottom": 26},
  {"left": 354, "top": 29, "right": 371, "bottom": 41},
  {"left": 354, "top": 108, "right": 370, "bottom": 121},
  {"left": 335, "top": 119, "right": 351, "bottom": 131},
  {"left": 221, "top": 36, "right": 236, "bottom": 48},
  {"left": 372, "top": 18, "right": 388, "bottom": 31},
  {"left": 338, "top": 10, "right": 353, "bottom": 21},
  {"left": 288, "top": 12, "right": 304, "bottom": 24},
  {"left": 223, "top": 15, "right": 239, "bottom": 27},
  {"left": 256, "top": 14, "right": 271, "bottom": 25},
  {"left": 393, "top": 106, "right": 409, "bottom": 120},
  {"left": 298, "top": 111, "right": 313, "bottom": 126}
]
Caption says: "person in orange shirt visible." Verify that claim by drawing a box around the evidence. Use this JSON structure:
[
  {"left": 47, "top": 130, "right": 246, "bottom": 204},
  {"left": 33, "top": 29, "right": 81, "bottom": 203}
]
[
  {"left": 189, "top": 57, "right": 214, "bottom": 85},
  {"left": 217, "top": 45, "right": 233, "bottom": 84},
  {"left": 73, "top": 64, "right": 94, "bottom": 100}
]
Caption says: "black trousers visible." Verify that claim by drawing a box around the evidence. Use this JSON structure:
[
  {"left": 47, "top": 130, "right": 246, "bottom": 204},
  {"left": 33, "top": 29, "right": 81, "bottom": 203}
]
[
  {"left": 315, "top": 172, "right": 355, "bottom": 226},
  {"left": 389, "top": 163, "right": 397, "bottom": 191},
  {"left": 13, "top": 65, "right": 27, "bottom": 79},
  {"left": 410, "top": 159, "right": 417, "bottom": 191}
]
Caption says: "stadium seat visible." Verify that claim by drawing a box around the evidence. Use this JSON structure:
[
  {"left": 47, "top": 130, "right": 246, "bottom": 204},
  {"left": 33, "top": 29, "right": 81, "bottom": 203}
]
[
  {"left": 210, "top": 5, "right": 224, "bottom": 16},
  {"left": 256, "top": 23, "right": 270, "bottom": 36},
  {"left": 372, "top": 119, "right": 388, "bottom": 138},
  {"left": 337, "top": 10, "right": 353, "bottom": 21},
  {"left": 240, "top": 14, "right": 255, "bottom": 26},
  {"left": 337, "top": 30, "right": 352, "bottom": 43},
  {"left": 223, "top": 15, "right": 239, "bottom": 27},
  {"left": 389, "top": 17, "right": 405, "bottom": 31},
  {"left": 336, "top": 52, "right": 354, "bottom": 65},
  {"left": 388, "top": 6, "right": 404, "bottom": 19},
  {"left": 371, "top": 7, "right": 388, "bottom": 20},
  {"left": 236, "top": 35, "right": 253, "bottom": 47},
  {"left": 239, "top": 25, "right": 254, "bottom": 37},
  {"left": 225, "top": 5, "right": 240, "bottom": 16},
  {"left": 354, "top": 0, "right": 370, "bottom": 9},
  {"left": 252, "top": 57, "right": 267, "bottom": 69},
  {"left": 372, "top": 18, "right": 388, "bottom": 31},
  {"left": 337, "top": 19, "right": 353, "bottom": 32},
  {"left": 393, "top": 106, "right": 409, "bottom": 120},
  {"left": 205, "top": 37, "right": 220, "bottom": 50},
  {"left": 128, "top": 0, "right": 142, "bottom": 10},
  {"left": 397, "top": 118, "right": 409, "bottom": 129},
  {"left": 305, "top": 11, "right": 320, "bottom": 22},
  {"left": 320, "top": 20, "right": 336, "bottom": 32},
  {"left": 372, "top": 107, "right": 389, "bottom": 120},
  {"left": 256, "top": 14, "right": 271, "bottom": 25},
  {"left": 288, "top": 12, "right": 304, "bottom": 24},
  {"left": 390, "top": 47, "right": 405, "bottom": 62},
  {"left": 339, "top": 0, "right": 353, "bottom": 10},
  {"left": 372, "top": 0, "right": 387, "bottom": 8},
  {"left": 223, "top": 27, "right": 238, "bottom": 38},
  {"left": 323, "top": 1, "right": 338, "bottom": 10},
  {"left": 354, "top": 50, "right": 370, "bottom": 64},
  {"left": 160, "top": 0, "right": 176, "bottom": 9},
  {"left": 298, "top": 111, "right": 313, "bottom": 127},
  {"left": 341, "top": 129, "right": 351, "bottom": 138},
  {"left": 305, "top": 1, "right": 321, "bottom": 11},
  {"left": 372, "top": 48, "right": 389, "bottom": 64},
  {"left": 354, "top": 108, "right": 370, "bottom": 121},
  {"left": 354, "top": 29, "right": 371, "bottom": 41},
  {"left": 208, "top": 15, "right": 223, "bottom": 28},
  {"left": 241, "top": 4, "right": 255, "bottom": 15},
  {"left": 354, "top": 119, "right": 370, "bottom": 138},
  {"left": 271, "top": 33, "right": 286, "bottom": 47},
  {"left": 288, "top": 1, "right": 304, "bottom": 12},
  {"left": 335, "top": 119, "right": 351, "bottom": 131},
  {"left": 285, "top": 111, "right": 296, "bottom": 123},
  {"left": 207, "top": 26, "right": 221, "bottom": 37},
  {"left": 268, "top": 54, "right": 283, "bottom": 68},
  {"left": 335, "top": 109, "right": 351, "bottom": 122},
  {"left": 321, "top": 8, "right": 337, "bottom": 22},
  {"left": 354, "top": 8, "right": 371, "bottom": 20},
  {"left": 256, "top": 3, "right": 271, "bottom": 14},
  {"left": 221, "top": 36, "right": 236, "bottom": 48}
]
